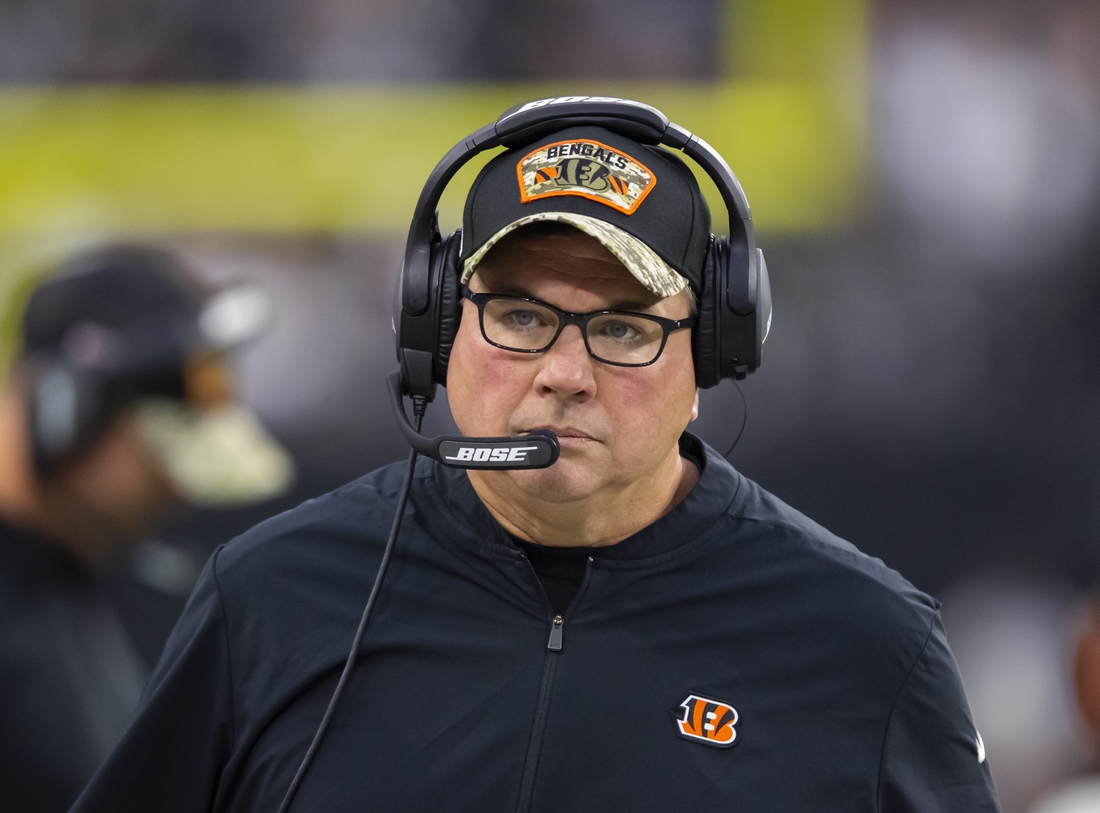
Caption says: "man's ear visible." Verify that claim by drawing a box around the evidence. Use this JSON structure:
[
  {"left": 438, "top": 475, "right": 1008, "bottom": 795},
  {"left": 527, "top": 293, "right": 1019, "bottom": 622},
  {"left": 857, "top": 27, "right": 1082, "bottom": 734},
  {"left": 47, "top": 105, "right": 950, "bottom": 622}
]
[{"left": 689, "top": 388, "right": 699, "bottom": 422}]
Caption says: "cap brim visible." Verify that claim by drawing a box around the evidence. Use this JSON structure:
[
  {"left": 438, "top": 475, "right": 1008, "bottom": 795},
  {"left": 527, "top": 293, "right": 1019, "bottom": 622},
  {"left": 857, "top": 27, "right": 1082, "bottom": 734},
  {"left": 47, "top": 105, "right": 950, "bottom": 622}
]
[
  {"left": 461, "top": 212, "right": 689, "bottom": 299},
  {"left": 197, "top": 284, "right": 272, "bottom": 351},
  {"left": 135, "top": 400, "right": 295, "bottom": 507}
]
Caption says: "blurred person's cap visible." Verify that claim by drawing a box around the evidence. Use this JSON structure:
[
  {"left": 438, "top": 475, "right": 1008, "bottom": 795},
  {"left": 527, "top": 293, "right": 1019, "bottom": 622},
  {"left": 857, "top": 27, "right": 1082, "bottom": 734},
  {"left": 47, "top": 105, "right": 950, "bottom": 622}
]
[
  {"left": 461, "top": 125, "right": 711, "bottom": 298},
  {"left": 22, "top": 244, "right": 293, "bottom": 505},
  {"left": 23, "top": 244, "right": 270, "bottom": 366}
]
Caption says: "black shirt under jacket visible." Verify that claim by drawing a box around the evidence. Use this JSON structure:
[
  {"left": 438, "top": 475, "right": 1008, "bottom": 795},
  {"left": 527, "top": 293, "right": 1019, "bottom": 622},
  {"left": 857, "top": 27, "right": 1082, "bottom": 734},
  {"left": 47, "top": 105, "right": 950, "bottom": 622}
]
[
  {"left": 72, "top": 434, "right": 999, "bottom": 813},
  {"left": 0, "top": 519, "right": 146, "bottom": 813}
]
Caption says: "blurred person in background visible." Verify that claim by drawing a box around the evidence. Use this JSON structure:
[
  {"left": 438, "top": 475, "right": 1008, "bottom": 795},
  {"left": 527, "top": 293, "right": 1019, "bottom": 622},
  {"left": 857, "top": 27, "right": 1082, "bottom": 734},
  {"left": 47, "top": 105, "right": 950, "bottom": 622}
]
[
  {"left": 1030, "top": 598, "right": 1100, "bottom": 813},
  {"left": 0, "top": 244, "right": 293, "bottom": 813}
]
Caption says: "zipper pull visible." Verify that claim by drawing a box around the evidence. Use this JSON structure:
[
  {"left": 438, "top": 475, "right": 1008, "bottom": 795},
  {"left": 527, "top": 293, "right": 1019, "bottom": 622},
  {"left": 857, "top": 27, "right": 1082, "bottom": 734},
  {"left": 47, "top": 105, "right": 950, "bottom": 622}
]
[{"left": 547, "top": 615, "right": 564, "bottom": 651}]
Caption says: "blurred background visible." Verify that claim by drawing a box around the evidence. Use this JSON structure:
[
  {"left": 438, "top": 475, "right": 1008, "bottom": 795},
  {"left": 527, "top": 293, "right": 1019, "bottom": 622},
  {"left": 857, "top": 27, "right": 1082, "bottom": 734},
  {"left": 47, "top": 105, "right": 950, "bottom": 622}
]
[{"left": 0, "top": 0, "right": 1098, "bottom": 809}]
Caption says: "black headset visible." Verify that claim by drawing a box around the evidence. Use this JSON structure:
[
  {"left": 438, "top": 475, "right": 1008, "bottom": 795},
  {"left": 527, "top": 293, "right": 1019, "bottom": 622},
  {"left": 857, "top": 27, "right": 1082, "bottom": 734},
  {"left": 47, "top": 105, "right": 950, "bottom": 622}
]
[
  {"left": 25, "top": 345, "right": 133, "bottom": 474},
  {"left": 394, "top": 95, "right": 771, "bottom": 405},
  {"left": 23, "top": 317, "right": 193, "bottom": 475}
]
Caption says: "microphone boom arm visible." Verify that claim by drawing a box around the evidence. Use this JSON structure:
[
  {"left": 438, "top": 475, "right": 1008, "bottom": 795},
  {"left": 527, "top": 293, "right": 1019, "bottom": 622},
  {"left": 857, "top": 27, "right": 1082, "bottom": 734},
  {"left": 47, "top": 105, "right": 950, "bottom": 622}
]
[{"left": 386, "top": 373, "right": 559, "bottom": 470}]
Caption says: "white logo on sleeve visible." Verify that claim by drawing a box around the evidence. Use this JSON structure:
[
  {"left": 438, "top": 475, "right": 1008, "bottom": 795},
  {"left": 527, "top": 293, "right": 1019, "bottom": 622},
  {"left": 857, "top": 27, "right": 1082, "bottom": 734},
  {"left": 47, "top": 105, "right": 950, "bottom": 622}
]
[{"left": 975, "top": 731, "right": 986, "bottom": 763}]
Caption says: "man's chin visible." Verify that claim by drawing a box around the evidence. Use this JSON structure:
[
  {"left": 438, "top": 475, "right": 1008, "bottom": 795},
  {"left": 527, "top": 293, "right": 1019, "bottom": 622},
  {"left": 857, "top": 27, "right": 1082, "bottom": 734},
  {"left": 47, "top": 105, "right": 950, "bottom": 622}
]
[{"left": 504, "top": 460, "right": 605, "bottom": 505}]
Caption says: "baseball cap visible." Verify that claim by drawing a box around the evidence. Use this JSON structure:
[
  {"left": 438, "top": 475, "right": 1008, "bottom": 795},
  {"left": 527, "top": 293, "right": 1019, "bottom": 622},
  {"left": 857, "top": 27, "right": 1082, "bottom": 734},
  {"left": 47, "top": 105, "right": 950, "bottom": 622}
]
[
  {"left": 21, "top": 245, "right": 293, "bottom": 505},
  {"left": 461, "top": 125, "right": 711, "bottom": 298}
]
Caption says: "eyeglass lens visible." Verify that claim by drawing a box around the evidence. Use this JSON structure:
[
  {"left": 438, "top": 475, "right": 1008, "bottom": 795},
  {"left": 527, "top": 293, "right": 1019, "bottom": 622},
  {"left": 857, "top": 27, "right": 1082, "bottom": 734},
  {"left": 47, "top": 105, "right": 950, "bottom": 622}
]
[{"left": 480, "top": 297, "right": 667, "bottom": 365}]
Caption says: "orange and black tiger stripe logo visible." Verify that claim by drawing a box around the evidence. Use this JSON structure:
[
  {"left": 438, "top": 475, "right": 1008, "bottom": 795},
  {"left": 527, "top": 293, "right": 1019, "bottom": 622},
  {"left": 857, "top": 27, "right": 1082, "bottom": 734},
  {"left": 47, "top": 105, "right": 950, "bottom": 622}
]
[
  {"left": 675, "top": 693, "right": 739, "bottom": 748},
  {"left": 532, "top": 165, "right": 560, "bottom": 184},
  {"left": 516, "top": 138, "right": 656, "bottom": 215}
]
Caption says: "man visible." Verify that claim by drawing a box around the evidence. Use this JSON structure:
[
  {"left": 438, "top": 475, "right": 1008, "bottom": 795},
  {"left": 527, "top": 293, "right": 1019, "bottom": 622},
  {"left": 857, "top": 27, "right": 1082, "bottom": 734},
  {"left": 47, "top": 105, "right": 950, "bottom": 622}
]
[
  {"left": 0, "top": 244, "right": 293, "bottom": 813},
  {"left": 73, "top": 104, "right": 999, "bottom": 811}
]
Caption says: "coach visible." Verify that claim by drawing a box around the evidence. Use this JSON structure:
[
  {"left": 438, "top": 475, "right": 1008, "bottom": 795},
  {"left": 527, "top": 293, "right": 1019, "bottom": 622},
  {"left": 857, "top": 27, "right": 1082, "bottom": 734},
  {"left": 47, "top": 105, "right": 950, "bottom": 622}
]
[{"left": 73, "top": 98, "right": 998, "bottom": 812}]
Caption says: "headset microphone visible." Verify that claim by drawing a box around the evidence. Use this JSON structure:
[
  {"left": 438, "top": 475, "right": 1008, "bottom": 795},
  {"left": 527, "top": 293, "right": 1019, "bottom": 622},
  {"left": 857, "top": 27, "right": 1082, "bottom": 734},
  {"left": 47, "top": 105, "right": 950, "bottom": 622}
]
[{"left": 385, "top": 373, "right": 559, "bottom": 469}]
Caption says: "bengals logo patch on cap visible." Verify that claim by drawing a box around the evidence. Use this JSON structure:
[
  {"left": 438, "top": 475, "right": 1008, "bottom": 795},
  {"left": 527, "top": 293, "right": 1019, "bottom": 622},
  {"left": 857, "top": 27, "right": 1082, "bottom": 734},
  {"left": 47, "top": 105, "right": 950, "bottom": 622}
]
[
  {"left": 675, "top": 693, "right": 739, "bottom": 748},
  {"left": 516, "top": 139, "right": 656, "bottom": 215}
]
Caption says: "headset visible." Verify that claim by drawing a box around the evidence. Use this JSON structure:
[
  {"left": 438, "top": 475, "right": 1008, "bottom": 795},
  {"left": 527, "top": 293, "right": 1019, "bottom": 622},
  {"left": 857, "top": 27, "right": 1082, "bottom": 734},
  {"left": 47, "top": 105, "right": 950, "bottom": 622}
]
[
  {"left": 22, "top": 318, "right": 193, "bottom": 475},
  {"left": 389, "top": 95, "right": 772, "bottom": 472}
]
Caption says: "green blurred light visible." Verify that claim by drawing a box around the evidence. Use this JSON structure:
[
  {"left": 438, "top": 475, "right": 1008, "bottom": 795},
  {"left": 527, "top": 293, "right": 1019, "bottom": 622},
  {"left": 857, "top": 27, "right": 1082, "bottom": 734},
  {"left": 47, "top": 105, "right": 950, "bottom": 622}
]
[{"left": 0, "top": 1, "right": 866, "bottom": 238}]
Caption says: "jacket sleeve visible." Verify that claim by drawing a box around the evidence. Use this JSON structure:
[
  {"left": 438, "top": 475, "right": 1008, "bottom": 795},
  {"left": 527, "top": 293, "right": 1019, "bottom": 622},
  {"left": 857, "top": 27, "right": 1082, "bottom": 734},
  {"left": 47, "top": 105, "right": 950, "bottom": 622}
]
[
  {"left": 70, "top": 548, "right": 235, "bottom": 813},
  {"left": 878, "top": 613, "right": 1000, "bottom": 812}
]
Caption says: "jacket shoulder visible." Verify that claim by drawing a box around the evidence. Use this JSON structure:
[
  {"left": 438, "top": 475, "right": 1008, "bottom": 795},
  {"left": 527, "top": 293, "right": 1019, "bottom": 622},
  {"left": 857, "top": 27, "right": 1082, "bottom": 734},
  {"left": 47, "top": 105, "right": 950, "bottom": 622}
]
[
  {"left": 727, "top": 471, "right": 940, "bottom": 645},
  {"left": 211, "top": 457, "right": 430, "bottom": 605}
]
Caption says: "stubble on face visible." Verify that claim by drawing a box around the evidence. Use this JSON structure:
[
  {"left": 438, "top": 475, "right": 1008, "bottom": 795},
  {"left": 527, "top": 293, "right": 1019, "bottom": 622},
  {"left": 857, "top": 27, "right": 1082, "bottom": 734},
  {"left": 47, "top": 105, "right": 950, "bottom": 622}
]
[{"left": 446, "top": 227, "right": 698, "bottom": 525}]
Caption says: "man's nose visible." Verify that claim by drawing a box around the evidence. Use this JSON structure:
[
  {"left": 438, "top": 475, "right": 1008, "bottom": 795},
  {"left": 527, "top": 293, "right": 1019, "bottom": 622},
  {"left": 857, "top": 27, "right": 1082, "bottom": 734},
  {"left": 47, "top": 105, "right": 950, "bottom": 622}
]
[{"left": 533, "top": 325, "right": 596, "bottom": 398}]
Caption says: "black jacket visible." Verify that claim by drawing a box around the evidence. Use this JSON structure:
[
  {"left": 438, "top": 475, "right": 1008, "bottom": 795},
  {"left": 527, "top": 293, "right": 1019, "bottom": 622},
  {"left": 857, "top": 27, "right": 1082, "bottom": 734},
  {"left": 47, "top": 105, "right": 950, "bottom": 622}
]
[
  {"left": 73, "top": 435, "right": 999, "bottom": 812},
  {"left": 0, "top": 520, "right": 145, "bottom": 813}
]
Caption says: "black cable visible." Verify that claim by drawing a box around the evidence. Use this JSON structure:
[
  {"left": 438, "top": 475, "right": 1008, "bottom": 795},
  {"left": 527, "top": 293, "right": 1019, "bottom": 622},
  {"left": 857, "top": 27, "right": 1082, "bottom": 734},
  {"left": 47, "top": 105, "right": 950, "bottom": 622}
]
[
  {"left": 723, "top": 380, "right": 748, "bottom": 459},
  {"left": 276, "top": 400, "right": 426, "bottom": 813}
]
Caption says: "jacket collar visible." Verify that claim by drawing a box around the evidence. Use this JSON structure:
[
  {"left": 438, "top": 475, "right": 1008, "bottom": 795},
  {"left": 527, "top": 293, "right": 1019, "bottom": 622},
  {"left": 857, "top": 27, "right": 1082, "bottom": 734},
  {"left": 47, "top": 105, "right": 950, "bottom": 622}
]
[{"left": 426, "top": 432, "right": 743, "bottom": 563}]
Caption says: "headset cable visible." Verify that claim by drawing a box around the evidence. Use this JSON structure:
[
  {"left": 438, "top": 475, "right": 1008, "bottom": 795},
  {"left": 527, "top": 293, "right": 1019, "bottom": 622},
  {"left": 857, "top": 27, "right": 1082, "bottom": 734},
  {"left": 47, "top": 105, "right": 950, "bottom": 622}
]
[
  {"left": 276, "top": 400, "right": 425, "bottom": 813},
  {"left": 723, "top": 380, "right": 748, "bottom": 459}
]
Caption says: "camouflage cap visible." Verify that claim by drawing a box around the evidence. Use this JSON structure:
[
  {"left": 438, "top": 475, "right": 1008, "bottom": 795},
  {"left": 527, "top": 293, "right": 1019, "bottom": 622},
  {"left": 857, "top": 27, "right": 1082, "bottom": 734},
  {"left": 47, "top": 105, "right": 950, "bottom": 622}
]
[
  {"left": 461, "top": 124, "right": 711, "bottom": 297},
  {"left": 461, "top": 212, "right": 688, "bottom": 298}
]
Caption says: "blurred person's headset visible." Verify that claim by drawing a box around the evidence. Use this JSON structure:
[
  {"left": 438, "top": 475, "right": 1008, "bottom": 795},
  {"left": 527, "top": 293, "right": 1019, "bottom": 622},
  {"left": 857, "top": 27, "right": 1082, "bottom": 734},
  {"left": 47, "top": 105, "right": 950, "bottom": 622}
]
[
  {"left": 19, "top": 245, "right": 269, "bottom": 475},
  {"left": 394, "top": 95, "right": 771, "bottom": 406}
]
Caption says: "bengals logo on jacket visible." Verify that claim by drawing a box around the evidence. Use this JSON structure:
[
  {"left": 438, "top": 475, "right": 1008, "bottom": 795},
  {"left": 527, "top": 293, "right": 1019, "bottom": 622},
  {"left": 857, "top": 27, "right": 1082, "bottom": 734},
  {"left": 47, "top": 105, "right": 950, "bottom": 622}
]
[{"left": 675, "top": 693, "right": 739, "bottom": 748}]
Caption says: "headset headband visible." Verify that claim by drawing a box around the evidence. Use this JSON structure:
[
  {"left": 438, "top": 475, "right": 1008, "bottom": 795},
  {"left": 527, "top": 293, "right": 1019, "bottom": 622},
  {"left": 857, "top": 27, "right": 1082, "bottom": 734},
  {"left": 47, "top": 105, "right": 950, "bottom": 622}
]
[{"left": 402, "top": 95, "right": 756, "bottom": 318}]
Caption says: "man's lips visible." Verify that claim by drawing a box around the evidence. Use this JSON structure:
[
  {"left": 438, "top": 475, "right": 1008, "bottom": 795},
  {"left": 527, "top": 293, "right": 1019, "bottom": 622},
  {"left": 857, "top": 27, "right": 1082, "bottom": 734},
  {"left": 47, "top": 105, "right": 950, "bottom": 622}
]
[{"left": 523, "top": 426, "right": 597, "bottom": 442}]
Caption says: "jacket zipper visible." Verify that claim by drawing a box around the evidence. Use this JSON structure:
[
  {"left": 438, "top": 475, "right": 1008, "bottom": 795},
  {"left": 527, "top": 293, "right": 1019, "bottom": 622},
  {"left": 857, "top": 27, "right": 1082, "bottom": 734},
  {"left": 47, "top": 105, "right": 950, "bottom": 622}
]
[
  {"left": 547, "top": 615, "right": 563, "bottom": 651},
  {"left": 514, "top": 556, "right": 594, "bottom": 813}
]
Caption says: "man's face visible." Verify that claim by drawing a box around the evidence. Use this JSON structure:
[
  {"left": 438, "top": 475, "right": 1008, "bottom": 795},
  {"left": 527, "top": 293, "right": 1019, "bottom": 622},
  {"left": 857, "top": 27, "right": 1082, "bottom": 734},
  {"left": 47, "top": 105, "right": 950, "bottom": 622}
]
[
  {"left": 40, "top": 411, "right": 179, "bottom": 563},
  {"left": 447, "top": 228, "right": 698, "bottom": 503}
]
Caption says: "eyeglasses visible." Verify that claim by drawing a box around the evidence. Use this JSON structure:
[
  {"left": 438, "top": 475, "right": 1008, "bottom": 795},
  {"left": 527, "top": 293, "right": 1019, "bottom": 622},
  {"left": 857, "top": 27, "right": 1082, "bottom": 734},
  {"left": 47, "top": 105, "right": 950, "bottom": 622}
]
[{"left": 463, "top": 290, "right": 696, "bottom": 367}]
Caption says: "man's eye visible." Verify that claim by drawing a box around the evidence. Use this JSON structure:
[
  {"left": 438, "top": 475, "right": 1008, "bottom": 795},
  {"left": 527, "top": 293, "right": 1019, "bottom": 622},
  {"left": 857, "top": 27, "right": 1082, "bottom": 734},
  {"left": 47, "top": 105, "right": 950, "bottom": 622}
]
[
  {"left": 598, "top": 320, "right": 643, "bottom": 343},
  {"left": 501, "top": 309, "right": 544, "bottom": 329}
]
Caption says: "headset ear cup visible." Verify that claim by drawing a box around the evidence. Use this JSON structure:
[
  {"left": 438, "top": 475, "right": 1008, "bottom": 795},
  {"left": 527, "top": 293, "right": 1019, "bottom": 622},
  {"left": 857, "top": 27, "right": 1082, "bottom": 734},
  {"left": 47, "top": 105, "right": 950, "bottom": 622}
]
[
  {"left": 24, "top": 360, "right": 53, "bottom": 473},
  {"left": 24, "top": 357, "right": 104, "bottom": 474},
  {"left": 756, "top": 248, "right": 771, "bottom": 351},
  {"left": 433, "top": 231, "right": 463, "bottom": 386},
  {"left": 692, "top": 236, "right": 722, "bottom": 389}
]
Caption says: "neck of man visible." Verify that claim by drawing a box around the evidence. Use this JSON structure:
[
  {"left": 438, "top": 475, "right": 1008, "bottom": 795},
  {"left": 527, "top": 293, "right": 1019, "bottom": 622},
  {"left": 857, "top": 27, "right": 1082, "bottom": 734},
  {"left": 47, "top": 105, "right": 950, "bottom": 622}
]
[{"left": 466, "top": 444, "right": 699, "bottom": 548}]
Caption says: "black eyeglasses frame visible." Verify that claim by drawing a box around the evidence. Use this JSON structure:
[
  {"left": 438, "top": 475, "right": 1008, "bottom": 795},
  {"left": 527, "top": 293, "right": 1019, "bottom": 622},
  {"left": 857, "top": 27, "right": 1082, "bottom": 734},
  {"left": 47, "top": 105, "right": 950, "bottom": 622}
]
[{"left": 462, "top": 290, "right": 697, "bottom": 368}]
